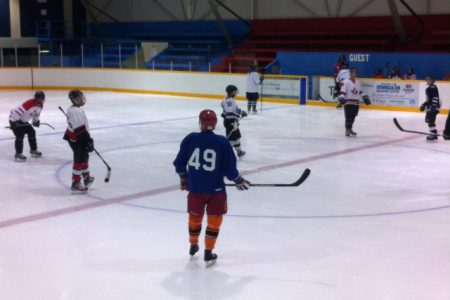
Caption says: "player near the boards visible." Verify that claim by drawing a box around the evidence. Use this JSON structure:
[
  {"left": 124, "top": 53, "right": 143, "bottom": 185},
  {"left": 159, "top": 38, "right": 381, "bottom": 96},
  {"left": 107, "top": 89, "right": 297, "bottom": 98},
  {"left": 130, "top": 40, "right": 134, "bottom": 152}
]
[
  {"left": 173, "top": 109, "right": 250, "bottom": 267},
  {"left": 246, "top": 64, "right": 263, "bottom": 113},
  {"left": 420, "top": 76, "right": 442, "bottom": 142},
  {"left": 338, "top": 68, "right": 371, "bottom": 137},
  {"left": 8, "top": 91, "right": 45, "bottom": 162},
  {"left": 335, "top": 62, "right": 350, "bottom": 109},
  {"left": 332, "top": 55, "right": 347, "bottom": 97},
  {"left": 221, "top": 85, "right": 247, "bottom": 158},
  {"left": 63, "top": 90, "right": 95, "bottom": 192}
]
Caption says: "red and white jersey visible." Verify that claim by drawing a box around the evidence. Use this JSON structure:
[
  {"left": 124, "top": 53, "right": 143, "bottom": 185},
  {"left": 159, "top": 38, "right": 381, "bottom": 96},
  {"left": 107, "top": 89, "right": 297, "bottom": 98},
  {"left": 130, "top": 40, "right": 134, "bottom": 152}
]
[
  {"left": 246, "top": 71, "right": 261, "bottom": 93},
  {"left": 9, "top": 99, "right": 43, "bottom": 123},
  {"left": 340, "top": 78, "right": 362, "bottom": 104},
  {"left": 337, "top": 69, "right": 350, "bottom": 85},
  {"left": 65, "top": 106, "right": 89, "bottom": 142}
]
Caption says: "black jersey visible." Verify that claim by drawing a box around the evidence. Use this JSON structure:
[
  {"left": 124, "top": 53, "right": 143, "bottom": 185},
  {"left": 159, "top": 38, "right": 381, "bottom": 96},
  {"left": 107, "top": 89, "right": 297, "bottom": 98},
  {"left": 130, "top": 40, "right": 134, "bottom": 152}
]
[{"left": 425, "top": 84, "right": 441, "bottom": 110}]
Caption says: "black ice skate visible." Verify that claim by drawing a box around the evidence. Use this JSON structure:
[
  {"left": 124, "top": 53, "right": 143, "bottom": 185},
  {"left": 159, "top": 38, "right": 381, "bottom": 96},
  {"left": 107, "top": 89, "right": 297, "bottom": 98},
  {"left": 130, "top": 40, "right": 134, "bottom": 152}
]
[
  {"left": 237, "top": 150, "right": 246, "bottom": 158},
  {"left": 204, "top": 249, "right": 217, "bottom": 268},
  {"left": 426, "top": 134, "right": 438, "bottom": 142},
  {"left": 444, "top": 132, "right": 450, "bottom": 140},
  {"left": 83, "top": 176, "right": 95, "bottom": 189},
  {"left": 30, "top": 150, "right": 42, "bottom": 158},
  {"left": 14, "top": 153, "right": 27, "bottom": 162},
  {"left": 189, "top": 244, "right": 199, "bottom": 257},
  {"left": 336, "top": 103, "right": 343, "bottom": 109},
  {"left": 71, "top": 181, "right": 87, "bottom": 192},
  {"left": 345, "top": 129, "right": 357, "bottom": 137}
]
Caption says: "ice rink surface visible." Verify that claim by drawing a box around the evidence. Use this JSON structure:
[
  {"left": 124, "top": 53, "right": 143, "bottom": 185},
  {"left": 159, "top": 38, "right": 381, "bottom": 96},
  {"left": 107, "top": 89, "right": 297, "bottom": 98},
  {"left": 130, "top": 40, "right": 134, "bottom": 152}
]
[{"left": 0, "top": 90, "right": 449, "bottom": 300}]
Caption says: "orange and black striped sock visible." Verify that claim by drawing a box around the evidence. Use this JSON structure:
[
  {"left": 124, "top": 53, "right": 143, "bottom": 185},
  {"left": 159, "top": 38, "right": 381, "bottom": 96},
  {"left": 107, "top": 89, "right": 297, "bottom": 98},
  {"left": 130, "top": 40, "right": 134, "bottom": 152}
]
[
  {"left": 205, "top": 215, "right": 223, "bottom": 250},
  {"left": 188, "top": 214, "right": 203, "bottom": 245}
]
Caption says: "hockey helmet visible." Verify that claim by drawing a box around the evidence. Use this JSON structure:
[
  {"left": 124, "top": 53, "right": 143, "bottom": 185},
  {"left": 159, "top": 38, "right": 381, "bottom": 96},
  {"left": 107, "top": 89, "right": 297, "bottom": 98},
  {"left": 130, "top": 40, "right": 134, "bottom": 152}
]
[
  {"left": 225, "top": 85, "right": 238, "bottom": 96},
  {"left": 69, "top": 89, "right": 86, "bottom": 105},
  {"left": 34, "top": 90, "right": 45, "bottom": 101},
  {"left": 199, "top": 109, "right": 217, "bottom": 131},
  {"left": 425, "top": 75, "right": 435, "bottom": 84}
]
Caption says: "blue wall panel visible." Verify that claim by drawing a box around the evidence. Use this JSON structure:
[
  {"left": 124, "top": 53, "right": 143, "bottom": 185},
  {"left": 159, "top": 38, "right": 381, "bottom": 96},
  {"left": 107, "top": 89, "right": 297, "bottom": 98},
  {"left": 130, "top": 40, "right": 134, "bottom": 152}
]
[{"left": 278, "top": 52, "right": 450, "bottom": 80}]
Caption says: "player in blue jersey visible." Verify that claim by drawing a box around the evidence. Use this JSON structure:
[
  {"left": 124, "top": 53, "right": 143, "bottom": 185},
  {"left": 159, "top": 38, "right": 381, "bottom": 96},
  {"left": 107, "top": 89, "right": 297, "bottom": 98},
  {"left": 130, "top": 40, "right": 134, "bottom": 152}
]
[{"left": 173, "top": 109, "right": 250, "bottom": 267}]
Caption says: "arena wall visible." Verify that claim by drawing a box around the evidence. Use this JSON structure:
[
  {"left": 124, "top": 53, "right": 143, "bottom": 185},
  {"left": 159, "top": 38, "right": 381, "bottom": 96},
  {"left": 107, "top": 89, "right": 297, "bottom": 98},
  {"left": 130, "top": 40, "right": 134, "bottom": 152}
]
[{"left": 0, "top": 68, "right": 448, "bottom": 113}]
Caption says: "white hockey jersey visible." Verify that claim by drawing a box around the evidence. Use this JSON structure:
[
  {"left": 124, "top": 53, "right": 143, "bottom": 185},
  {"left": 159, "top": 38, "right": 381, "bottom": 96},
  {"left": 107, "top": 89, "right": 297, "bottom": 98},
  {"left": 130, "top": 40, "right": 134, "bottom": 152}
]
[
  {"left": 9, "top": 99, "right": 42, "bottom": 123},
  {"left": 246, "top": 71, "right": 261, "bottom": 93},
  {"left": 337, "top": 69, "right": 350, "bottom": 84},
  {"left": 64, "top": 106, "right": 90, "bottom": 142},
  {"left": 340, "top": 78, "right": 362, "bottom": 104},
  {"left": 221, "top": 97, "right": 241, "bottom": 120}
]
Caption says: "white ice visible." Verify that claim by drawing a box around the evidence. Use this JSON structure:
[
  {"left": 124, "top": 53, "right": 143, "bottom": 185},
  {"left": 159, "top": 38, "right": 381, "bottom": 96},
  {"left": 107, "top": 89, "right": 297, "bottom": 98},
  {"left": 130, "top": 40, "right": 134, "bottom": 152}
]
[{"left": 0, "top": 90, "right": 449, "bottom": 300}]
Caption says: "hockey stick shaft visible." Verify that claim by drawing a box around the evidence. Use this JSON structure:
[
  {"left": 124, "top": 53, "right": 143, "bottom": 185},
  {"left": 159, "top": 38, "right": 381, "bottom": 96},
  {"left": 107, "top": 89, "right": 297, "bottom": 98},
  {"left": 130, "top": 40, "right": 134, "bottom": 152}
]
[
  {"left": 393, "top": 118, "right": 440, "bottom": 136},
  {"left": 58, "top": 106, "right": 112, "bottom": 182},
  {"left": 93, "top": 148, "right": 112, "bottom": 182},
  {"left": 5, "top": 122, "right": 54, "bottom": 130},
  {"left": 318, "top": 94, "right": 335, "bottom": 103},
  {"left": 225, "top": 168, "right": 311, "bottom": 187}
]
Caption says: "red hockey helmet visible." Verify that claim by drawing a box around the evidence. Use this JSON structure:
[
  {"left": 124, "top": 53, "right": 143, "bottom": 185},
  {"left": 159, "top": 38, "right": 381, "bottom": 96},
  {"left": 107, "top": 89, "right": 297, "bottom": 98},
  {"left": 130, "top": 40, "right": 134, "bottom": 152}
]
[{"left": 199, "top": 109, "right": 217, "bottom": 131}]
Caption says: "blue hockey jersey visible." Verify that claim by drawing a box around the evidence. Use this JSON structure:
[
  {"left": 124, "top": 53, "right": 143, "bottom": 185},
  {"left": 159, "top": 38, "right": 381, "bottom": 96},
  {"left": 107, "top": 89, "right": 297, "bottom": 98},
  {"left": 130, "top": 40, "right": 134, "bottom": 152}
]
[{"left": 173, "top": 131, "right": 240, "bottom": 194}]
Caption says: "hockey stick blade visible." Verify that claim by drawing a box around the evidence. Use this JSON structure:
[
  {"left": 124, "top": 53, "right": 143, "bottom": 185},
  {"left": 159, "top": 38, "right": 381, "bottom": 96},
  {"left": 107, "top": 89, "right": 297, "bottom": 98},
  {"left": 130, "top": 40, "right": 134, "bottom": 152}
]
[
  {"left": 225, "top": 168, "right": 311, "bottom": 187},
  {"left": 93, "top": 148, "right": 112, "bottom": 183},
  {"left": 41, "top": 123, "right": 55, "bottom": 130},
  {"left": 318, "top": 94, "right": 333, "bottom": 103},
  {"left": 393, "top": 118, "right": 440, "bottom": 136}
]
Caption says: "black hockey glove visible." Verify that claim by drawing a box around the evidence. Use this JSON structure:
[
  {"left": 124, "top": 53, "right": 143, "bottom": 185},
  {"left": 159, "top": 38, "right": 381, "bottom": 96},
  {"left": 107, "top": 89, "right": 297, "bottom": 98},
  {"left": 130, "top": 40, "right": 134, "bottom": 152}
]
[
  {"left": 240, "top": 111, "right": 248, "bottom": 118},
  {"left": 85, "top": 138, "right": 94, "bottom": 153},
  {"left": 9, "top": 121, "right": 18, "bottom": 130},
  {"left": 419, "top": 103, "right": 427, "bottom": 112},
  {"left": 179, "top": 173, "right": 189, "bottom": 191},
  {"left": 32, "top": 120, "right": 40, "bottom": 127},
  {"left": 234, "top": 176, "right": 250, "bottom": 191},
  {"left": 362, "top": 95, "right": 371, "bottom": 105},
  {"left": 337, "top": 95, "right": 345, "bottom": 105}
]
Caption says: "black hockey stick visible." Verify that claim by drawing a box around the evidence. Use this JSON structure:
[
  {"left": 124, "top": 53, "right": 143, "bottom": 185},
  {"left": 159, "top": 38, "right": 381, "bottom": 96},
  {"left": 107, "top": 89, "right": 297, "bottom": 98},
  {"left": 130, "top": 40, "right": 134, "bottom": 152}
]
[
  {"left": 393, "top": 118, "right": 440, "bottom": 136},
  {"left": 5, "top": 122, "right": 55, "bottom": 130},
  {"left": 58, "top": 106, "right": 112, "bottom": 182},
  {"left": 225, "top": 168, "right": 311, "bottom": 187},
  {"left": 318, "top": 94, "right": 337, "bottom": 103}
]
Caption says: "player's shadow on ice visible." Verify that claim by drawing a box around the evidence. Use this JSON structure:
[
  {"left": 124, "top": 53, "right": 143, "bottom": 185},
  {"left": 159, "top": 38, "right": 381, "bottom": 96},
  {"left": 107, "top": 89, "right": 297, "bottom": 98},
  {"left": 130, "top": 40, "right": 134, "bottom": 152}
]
[{"left": 161, "top": 260, "right": 255, "bottom": 300}]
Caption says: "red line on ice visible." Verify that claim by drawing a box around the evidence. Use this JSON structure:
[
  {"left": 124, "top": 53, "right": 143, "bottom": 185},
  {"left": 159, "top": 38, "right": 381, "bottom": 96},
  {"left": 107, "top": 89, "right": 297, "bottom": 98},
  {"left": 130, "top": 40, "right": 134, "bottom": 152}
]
[{"left": 0, "top": 135, "right": 419, "bottom": 229}]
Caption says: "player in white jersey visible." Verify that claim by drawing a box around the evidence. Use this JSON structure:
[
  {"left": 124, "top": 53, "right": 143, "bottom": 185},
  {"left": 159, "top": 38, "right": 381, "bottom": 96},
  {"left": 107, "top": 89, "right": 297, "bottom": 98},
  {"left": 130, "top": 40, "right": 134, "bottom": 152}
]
[
  {"left": 335, "top": 62, "right": 350, "bottom": 108},
  {"left": 8, "top": 91, "right": 45, "bottom": 162},
  {"left": 63, "top": 90, "right": 95, "bottom": 192},
  {"left": 246, "top": 65, "right": 263, "bottom": 113},
  {"left": 221, "top": 85, "right": 247, "bottom": 158},
  {"left": 338, "top": 68, "right": 371, "bottom": 137}
]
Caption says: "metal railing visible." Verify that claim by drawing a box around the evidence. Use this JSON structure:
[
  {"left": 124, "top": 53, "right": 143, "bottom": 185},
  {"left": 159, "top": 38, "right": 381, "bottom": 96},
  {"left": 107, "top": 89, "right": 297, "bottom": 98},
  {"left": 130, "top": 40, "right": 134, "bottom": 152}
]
[{"left": 0, "top": 42, "right": 232, "bottom": 73}]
